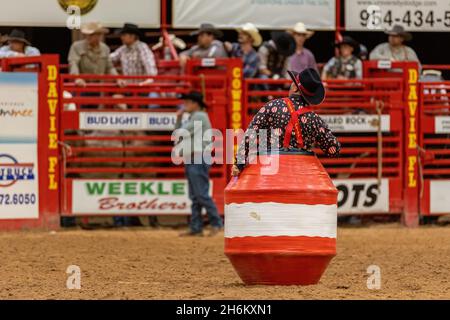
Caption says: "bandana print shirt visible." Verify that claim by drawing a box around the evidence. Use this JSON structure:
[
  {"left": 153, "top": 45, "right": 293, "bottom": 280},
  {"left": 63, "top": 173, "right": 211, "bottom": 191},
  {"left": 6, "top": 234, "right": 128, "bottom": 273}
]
[{"left": 235, "top": 95, "right": 341, "bottom": 171}]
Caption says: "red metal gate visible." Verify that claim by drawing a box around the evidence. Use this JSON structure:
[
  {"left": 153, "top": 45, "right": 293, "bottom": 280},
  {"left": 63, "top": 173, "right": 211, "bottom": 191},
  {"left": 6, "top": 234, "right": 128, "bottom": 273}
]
[
  {"left": 59, "top": 59, "right": 242, "bottom": 217},
  {"left": 419, "top": 80, "right": 450, "bottom": 216},
  {"left": 243, "top": 75, "right": 405, "bottom": 217}
]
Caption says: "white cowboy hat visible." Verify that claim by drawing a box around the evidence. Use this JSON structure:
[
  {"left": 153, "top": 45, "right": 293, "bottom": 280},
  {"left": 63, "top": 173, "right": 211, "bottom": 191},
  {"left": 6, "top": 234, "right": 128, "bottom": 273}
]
[
  {"left": 289, "top": 22, "right": 314, "bottom": 38},
  {"left": 236, "top": 23, "right": 262, "bottom": 47},
  {"left": 81, "top": 22, "right": 109, "bottom": 35},
  {"left": 152, "top": 34, "right": 187, "bottom": 51}
]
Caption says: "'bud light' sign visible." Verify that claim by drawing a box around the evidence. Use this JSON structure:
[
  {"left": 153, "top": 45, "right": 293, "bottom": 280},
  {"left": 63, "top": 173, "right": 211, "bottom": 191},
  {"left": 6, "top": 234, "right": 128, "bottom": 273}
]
[{"left": 80, "top": 112, "right": 189, "bottom": 131}]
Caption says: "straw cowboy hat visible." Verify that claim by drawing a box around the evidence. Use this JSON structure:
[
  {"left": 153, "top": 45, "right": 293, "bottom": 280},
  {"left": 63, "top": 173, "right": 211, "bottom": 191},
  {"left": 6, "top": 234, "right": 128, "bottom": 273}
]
[
  {"left": 6, "top": 29, "right": 31, "bottom": 46},
  {"left": 287, "top": 68, "right": 325, "bottom": 106},
  {"left": 152, "top": 34, "right": 187, "bottom": 51},
  {"left": 81, "top": 22, "right": 109, "bottom": 35},
  {"left": 236, "top": 23, "right": 262, "bottom": 47},
  {"left": 385, "top": 25, "right": 412, "bottom": 41},
  {"left": 289, "top": 22, "right": 314, "bottom": 38},
  {"left": 190, "top": 23, "right": 223, "bottom": 38}
]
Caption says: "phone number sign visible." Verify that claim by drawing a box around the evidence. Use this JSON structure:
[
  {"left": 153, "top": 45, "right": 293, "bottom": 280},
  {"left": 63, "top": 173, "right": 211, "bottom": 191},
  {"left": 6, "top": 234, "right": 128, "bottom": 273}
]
[{"left": 345, "top": 0, "right": 450, "bottom": 31}]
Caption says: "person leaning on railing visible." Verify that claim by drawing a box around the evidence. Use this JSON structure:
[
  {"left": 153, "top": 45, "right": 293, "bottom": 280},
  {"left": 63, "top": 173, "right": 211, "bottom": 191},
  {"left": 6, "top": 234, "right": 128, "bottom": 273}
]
[
  {"left": 110, "top": 23, "right": 158, "bottom": 86},
  {"left": 0, "top": 29, "right": 40, "bottom": 58},
  {"left": 369, "top": 25, "right": 420, "bottom": 66},
  {"left": 224, "top": 23, "right": 261, "bottom": 79},
  {"left": 322, "top": 36, "right": 362, "bottom": 81},
  {"left": 68, "top": 22, "right": 123, "bottom": 89},
  {"left": 286, "top": 22, "right": 318, "bottom": 74},
  {"left": 257, "top": 31, "right": 296, "bottom": 80},
  {"left": 179, "top": 23, "right": 228, "bottom": 69}
]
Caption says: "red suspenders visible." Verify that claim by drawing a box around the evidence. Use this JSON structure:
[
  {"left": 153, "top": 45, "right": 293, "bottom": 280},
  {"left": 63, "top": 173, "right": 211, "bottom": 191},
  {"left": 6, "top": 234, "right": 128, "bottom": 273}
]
[{"left": 282, "top": 98, "right": 310, "bottom": 149}]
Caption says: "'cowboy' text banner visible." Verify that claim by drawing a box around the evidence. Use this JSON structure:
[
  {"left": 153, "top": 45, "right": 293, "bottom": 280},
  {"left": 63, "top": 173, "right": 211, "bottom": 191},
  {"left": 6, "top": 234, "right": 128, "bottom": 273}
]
[
  {"left": 345, "top": 0, "right": 450, "bottom": 32},
  {"left": 173, "top": 0, "right": 336, "bottom": 30}
]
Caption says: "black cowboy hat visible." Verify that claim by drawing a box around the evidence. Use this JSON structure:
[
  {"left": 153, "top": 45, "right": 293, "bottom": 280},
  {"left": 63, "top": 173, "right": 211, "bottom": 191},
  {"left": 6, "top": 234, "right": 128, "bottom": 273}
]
[
  {"left": 190, "top": 23, "right": 223, "bottom": 38},
  {"left": 334, "top": 36, "right": 360, "bottom": 56},
  {"left": 287, "top": 68, "right": 325, "bottom": 106},
  {"left": 180, "top": 91, "right": 207, "bottom": 109},
  {"left": 271, "top": 31, "right": 296, "bottom": 57},
  {"left": 385, "top": 24, "right": 412, "bottom": 41},
  {"left": 6, "top": 29, "right": 31, "bottom": 46},
  {"left": 118, "top": 23, "right": 141, "bottom": 37}
]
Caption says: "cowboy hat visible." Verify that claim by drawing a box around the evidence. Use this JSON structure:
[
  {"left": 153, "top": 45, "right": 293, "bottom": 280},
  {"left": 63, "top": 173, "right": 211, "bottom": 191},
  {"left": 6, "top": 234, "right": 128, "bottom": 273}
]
[
  {"left": 288, "top": 22, "right": 314, "bottom": 38},
  {"left": 152, "top": 34, "right": 187, "bottom": 51},
  {"left": 118, "top": 23, "right": 141, "bottom": 37},
  {"left": 385, "top": 25, "right": 412, "bottom": 41},
  {"left": 190, "top": 23, "right": 223, "bottom": 38},
  {"left": 81, "top": 22, "right": 109, "bottom": 35},
  {"left": 236, "top": 23, "right": 262, "bottom": 47},
  {"left": 287, "top": 68, "right": 325, "bottom": 106},
  {"left": 335, "top": 36, "right": 360, "bottom": 56},
  {"left": 6, "top": 29, "right": 31, "bottom": 46},
  {"left": 271, "top": 31, "right": 296, "bottom": 57},
  {"left": 180, "top": 91, "right": 207, "bottom": 109}
]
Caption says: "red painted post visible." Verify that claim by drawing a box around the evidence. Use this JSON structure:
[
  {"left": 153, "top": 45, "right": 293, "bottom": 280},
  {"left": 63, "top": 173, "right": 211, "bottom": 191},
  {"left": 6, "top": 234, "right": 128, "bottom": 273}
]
[
  {"left": 402, "top": 61, "right": 420, "bottom": 227},
  {"left": 335, "top": 0, "right": 342, "bottom": 41}
]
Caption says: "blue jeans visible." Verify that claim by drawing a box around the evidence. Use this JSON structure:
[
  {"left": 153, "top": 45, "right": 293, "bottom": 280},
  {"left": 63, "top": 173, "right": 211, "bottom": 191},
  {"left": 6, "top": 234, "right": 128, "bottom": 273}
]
[{"left": 185, "top": 163, "right": 223, "bottom": 233}]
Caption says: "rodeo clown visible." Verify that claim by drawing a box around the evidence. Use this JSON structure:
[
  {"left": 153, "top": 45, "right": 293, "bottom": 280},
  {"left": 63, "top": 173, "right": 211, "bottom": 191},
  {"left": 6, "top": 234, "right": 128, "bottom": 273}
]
[{"left": 231, "top": 68, "right": 341, "bottom": 176}]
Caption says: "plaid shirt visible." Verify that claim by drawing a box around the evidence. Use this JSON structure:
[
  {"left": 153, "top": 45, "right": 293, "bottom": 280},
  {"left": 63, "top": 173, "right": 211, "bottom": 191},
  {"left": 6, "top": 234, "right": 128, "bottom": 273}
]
[
  {"left": 110, "top": 41, "right": 158, "bottom": 78},
  {"left": 229, "top": 43, "right": 260, "bottom": 78}
]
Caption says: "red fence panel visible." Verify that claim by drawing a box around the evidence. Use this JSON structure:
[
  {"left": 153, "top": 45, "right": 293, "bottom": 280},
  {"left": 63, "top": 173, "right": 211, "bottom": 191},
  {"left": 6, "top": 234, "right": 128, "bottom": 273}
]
[
  {"left": 59, "top": 59, "right": 241, "bottom": 217},
  {"left": 243, "top": 76, "right": 406, "bottom": 217},
  {"left": 419, "top": 81, "right": 450, "bottom": 216}
]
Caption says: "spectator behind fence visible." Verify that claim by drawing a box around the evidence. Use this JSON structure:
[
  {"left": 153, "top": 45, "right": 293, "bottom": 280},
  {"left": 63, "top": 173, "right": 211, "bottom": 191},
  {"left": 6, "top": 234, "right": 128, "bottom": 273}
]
[
  {"left": 0, "top": 29, "right": 40, "bottom": 58},
  {"left": 110, "top": 23, "right": 160, "bottom": 227},
  {"left": 110, "top": 23, "right": 157, "bottom": 86},
  {"left": 67, "top": 22, "right": 123, "bottom": 229},
  {"left": 322, "top": 36, "right": 362, "bottom": 80},
  {"left": 68, "top": 22, "right": 120, "bottom": 88},
  {"left": 369, "top": 25, "right": 420, "bottom": 65},
  {"left": 287, "top": 22, "right": 318, "bottom": 73},
  {"left": 179, "top": 23, "right": 227, "bottom": 68},
  {"left": 224, "top": 23, "right": 261, "bottom": 78},
  {"left": 258, "top": 31, "right": 296, "bottom": 80},
  {"left": 152, "top": 34, "right": 186, "bottom": 61},
  {"left": 174, "top": 91, "right": 223, "bottom": 237}
]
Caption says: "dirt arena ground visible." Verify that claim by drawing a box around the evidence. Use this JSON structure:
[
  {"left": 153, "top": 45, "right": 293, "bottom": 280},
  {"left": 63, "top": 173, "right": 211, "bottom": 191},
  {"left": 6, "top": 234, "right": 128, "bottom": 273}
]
[{"left": 0, "top": 224, "right": 449, "bottom": 300}]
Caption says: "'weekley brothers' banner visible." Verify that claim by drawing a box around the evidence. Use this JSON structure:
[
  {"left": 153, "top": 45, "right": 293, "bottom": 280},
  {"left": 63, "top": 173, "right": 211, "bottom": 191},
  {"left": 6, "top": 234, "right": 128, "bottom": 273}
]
[
  {"left": 72, "top": 180, "right": 212, "bottom": 215},
  {"left": 173, "top": 0, "right": 336, "bottom": 30}
]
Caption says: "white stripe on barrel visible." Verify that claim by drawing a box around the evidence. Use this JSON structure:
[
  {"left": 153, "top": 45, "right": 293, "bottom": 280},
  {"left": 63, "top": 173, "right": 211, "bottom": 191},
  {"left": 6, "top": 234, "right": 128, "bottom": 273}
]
[{"left": 225, "top": 202, "right": 337, "bottom": 239}]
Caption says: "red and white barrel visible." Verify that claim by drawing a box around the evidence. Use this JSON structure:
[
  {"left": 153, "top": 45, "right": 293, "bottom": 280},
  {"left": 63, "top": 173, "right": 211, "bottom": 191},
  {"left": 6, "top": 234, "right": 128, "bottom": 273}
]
[{"left": 224, "top": 152, "right": 338, "bottom": 285}]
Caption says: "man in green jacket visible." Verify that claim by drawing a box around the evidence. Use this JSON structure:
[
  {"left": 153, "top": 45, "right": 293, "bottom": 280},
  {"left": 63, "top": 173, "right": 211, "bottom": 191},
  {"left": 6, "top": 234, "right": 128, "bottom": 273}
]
[{"left": 174, "top": 91, "right": 223, "bottom": 237}]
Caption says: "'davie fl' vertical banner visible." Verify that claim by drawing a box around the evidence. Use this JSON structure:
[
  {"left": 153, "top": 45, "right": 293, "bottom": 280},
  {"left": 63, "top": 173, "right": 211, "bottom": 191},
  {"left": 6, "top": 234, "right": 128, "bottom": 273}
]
[{"left": 0, "top": 73, "right": 40, "bottom": 219}]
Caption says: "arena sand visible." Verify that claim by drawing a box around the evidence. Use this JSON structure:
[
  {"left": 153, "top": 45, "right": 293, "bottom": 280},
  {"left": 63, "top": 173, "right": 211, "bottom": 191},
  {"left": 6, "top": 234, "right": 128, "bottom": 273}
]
[{"left": 0, "top": 224, "right": 449, "bottom": 299}]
